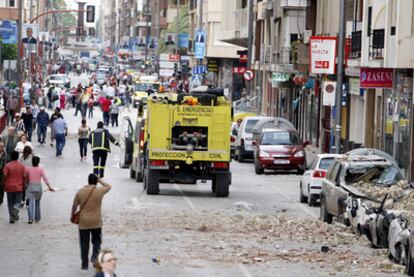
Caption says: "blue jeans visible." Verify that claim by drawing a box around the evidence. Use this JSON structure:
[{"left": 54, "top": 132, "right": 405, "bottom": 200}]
[
  {"left": 27, "top": 198, "right": 41, "bottom": 221},
  {"left": 55, "top": 133, "right": 66, "bottom": 156},
  {"left": 37, "top": 124, "right": 47, "bottom": 143},
  {"left": 103, "top": 111, "right": 110, "bottom": 126},
  {"left": 26, "top": 127, "right": 33, "bottom": 141},
  {"left": 7, "top": 192, "right": 22, "bottom": 222}
]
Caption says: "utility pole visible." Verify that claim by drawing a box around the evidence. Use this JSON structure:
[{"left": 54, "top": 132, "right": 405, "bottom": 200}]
[
  {"left": 334, "top": 0, "right": 346, "bottom": 154},
  {"left": 28, "top": 0, "right": 33, "bottom": 84},
  {"left": 17, "top": 0, "right": 23, "bottom": 110},
  {"left": 197, "top": 0, "right": 203, "bottom": 67},
  {"left": 175, "top": 0, "right": 180, "bottom": 55},
  {"left": 246, "top": 0, "right": 254, "bottom": 96}
]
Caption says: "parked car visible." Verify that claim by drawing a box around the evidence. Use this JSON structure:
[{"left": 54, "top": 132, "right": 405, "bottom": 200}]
[
  {"left": 320, "top": 154, "right": 395, "bottom": 225},
  {"left": 300, "top": 154, "right": 341, "bottom": 206},
  {"left": 234, "top": 116, "right": 264, "bottom": 162},
  {"left": 252, "top": 117, "right": 295, "bottom": 141},
  {"left": 45, "top": 74, "right": 70, "bottom": 88},
  {"left": 253, "top": 128, "right": 308, "bottom": 175}
]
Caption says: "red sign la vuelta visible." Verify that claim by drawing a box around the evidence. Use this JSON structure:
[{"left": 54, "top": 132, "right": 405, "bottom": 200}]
[{"left": 360, "top": 68, "right": 393, "bottom": 88}]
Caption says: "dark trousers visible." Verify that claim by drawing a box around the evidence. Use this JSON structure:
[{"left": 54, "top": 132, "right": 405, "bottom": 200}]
[
  {"left": 79, "top": 228, "right": 102, "bottom": 268},
  {"left": 111, "top": 113, "right": 119, "bottom": 127},
  {"left": 78, "top": 138, "right": 88, "bottom": 158},
  {"left": 93, "top": 150, "right": 108, "bottom": 178},
  {"left": 37, "top": 124, "right": 47, "bottom": 143},
  {"left": 26, "top": 127, "right": 33, "bottom": 141},
  {"left": 103, "top": 112, "right": 110, "bottom": 126},
  {"left": 75, "top": 103, "right": 81, "bottom": 116},
  {"left": 55, "top": 133, "right": 66, "bottom": 156},
  {"left": 88, "top": 107, "right": 93, "bottom": 118},
  {"left": 7, "top": 192, "right": 22, "bottom": 222},
  {"left": 0, "top": 185, "right": 3, "bottom": 205}
]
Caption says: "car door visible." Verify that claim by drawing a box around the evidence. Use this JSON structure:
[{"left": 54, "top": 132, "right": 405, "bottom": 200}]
[
  {"left": 302, "top": 157, "right": 317, "bottom": 197},
  {"left": 323, "top": 161, "right": 340, "bottom": 214},
  {"left": 329, "top": 165, "right": 345, "bottom": 216}
]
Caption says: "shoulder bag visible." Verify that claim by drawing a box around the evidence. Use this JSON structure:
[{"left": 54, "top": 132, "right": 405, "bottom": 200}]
[{"left": 71, "top": 186, "right": 96, "bottom": 224}]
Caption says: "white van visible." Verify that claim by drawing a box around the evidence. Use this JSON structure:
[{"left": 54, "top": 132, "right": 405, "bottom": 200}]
[{"left": 234, "top": 116, "right": 265, "bottom": 162}]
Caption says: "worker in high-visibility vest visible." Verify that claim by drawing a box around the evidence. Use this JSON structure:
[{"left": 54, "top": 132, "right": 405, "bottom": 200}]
[{"left": 89, "top": 121, "right": 120, "bottom": 178}]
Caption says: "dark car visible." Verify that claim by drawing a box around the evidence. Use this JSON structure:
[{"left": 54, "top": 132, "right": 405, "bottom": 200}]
[{"left": 253, "top": 128, "right": 308, "bottom": 175}]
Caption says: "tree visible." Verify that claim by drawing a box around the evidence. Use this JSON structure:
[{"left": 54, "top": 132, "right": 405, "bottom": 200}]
[{"left": 1, "top": 44, "right": 17, "bottom": 62}]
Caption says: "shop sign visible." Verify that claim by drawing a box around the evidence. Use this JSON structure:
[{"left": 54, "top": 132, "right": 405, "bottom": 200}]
[
  {"left": 360, "top": 68, "right": 393, "bottom": 88},
  {"left": 272, "top": 72, "right": 290, "bottom": 82},
  {"left": 349, "top": 78, "right": 363, "bottom": 96},
  {"left": 310, "top": 36, "right": 337, "bottom": 74},
  {"left": 322, "top": 81, "right": 336, "bottom": 106},
  {"left": 207, "top": 59, "right": 219, "bottom": 72}
]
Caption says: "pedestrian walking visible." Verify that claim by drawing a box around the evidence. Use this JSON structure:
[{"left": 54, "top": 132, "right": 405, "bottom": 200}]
[
  {"left": 50, "top": 107, "right": 62, "bottom": 147},
  {"left": 3, "top": 151, "right": 26, "bottom": 223},
  {"left": 25, "top": 156, "right": 55, "bottom": 224},
  {"left": 15, "top": 134, "right": 33, "bottom": 154},
  {"left": 79, "top": 119, "right": 91, "bottom": 161},
  {"left": 7, "top": 96, "right": 18, "bottom": 126},
  {"left": 30, "top": 99, "right": 40, "bottom": 131},
  {"left": 14, "top": 113, "right": 26, "bottom": 135},
  {"left": 88, "top": 96, "right": 94, "bottom": 118},
  {"left": 36, "top": 107, "right": 49, "bottom": 145},
  {"left": 71, "top": 174, "right": 112, "bottom": 270},
  {"left": 47, "top": 85, "right": 54, "bottom": 110},
  {"left": 59, "top": 89, "right": 66, "bottom": 110},
  {"left": 94, "top": 249, "right": 118, "bottom": 277},
  {"left": 52, "top": 114, "right": 68, "bottom": 157},
  {"left": 89, "top": 122, "right": 119, "bottom": 178},
  {"left": 21, "top": 106, "right": 34, "bottom": 141},
  {"left": 101, "top": 96, "right": 112, "bottom": 126},
  {"left": 110, "top": 99, "right": 120, "bottom": 127},
  {"left": 0, "top": 143, "right": 7, "bottom": 205},
  {"left": 2, "top": 126, "right": 19, "bottom": 161},
  {"left": 18, "top": 145, "right": 33, "bottom": 207}
]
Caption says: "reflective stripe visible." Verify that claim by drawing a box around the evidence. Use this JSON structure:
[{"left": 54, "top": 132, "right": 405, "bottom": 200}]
[
  {"left": 101, "top": 131, "right": 106, "bottom": 148},
  {"left": 94, "top": 166, "right": 105, "bottom": 169},
  {"left": 92, "top": 147, "right": 108, "bottom": 151}
]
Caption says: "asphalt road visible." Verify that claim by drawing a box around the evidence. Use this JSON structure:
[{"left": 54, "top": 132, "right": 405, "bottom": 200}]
[{"left": 0, "top": 74, "right": 406, "bottom": 277}]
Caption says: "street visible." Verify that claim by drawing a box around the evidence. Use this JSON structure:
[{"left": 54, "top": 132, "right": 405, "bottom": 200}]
[{"left": 0, "top": 76, "right": 406, "bottom": 276}]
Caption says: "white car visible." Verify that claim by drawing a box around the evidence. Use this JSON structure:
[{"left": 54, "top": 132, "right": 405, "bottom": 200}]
[
  {"left": 46, "top": 74, "right": 70, "bottom": 88},
  {"left": 299, "top": 154, "right": 341, "bottom": 206}
]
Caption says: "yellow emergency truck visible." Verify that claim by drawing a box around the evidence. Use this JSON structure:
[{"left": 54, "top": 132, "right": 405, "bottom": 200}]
[{"left": 142, "top": 87, "right": 232, "bottom": 197}]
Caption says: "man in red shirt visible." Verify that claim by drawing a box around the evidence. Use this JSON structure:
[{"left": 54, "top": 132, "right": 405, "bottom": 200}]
[
  {"left": 3, "top": 151, "right": 26, "bottom": 223},
  {"left": 101, "top": 96, "right": 112, "bottom": 126}
]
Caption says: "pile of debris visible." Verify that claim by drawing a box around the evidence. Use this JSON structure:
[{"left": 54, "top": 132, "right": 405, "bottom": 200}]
[{"left": 352, "top": 179, "right": 410, "bottom": 201}]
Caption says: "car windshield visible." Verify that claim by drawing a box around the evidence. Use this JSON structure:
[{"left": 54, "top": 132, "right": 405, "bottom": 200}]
[
  {"left": 319, "top": 158, "right": 335, "bottom": 170},
  {"left": 244, "top": 119, "right": 260, "bottom": 134},
  {"left": 260, "top": 131, "right": 300, "bottom": 145},
  {"left": 135, "top": 83, "right": 160, "bottom": 91}
]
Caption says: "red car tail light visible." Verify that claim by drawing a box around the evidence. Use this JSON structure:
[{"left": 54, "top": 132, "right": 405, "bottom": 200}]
[
  {"left": 212, "top": 162, "right": 229, "bottom": 169},
  {"left": 149, "top": 160, "right": 167, "bottom": 167},
  {"left": 313, "top": 170, "right": 327, "bottom": 178}
]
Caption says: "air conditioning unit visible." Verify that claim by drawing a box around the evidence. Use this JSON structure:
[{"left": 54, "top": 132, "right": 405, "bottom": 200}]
[{"left": 257, "top": 1, "right": 267, "bottom": 20}]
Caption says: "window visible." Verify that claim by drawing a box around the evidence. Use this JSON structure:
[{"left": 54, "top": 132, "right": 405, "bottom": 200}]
[
  {"left": 367, "top": 6, "right": 372, "bottom": 36},
  {"left": 9, "top": 0, "right": 15, "bottom": 7},
  {"left": 244, "top": 119, "right": 260, "bottom": 134},
  {"left": 318, "top": 158, "right": 335, "bottom": 170},
  {"left": 372, "top": 29, "right": 385, "bottom": 49}
]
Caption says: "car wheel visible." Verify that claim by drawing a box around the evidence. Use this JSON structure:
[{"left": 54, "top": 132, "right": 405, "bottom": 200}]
[
  {"left": 255, "top": 162, "right": 264, "bottom": 175},
  {"left": 299, "top": 183, "right": 307, "bottom": 203},
  {"left": 320, "top": 197, "right": 333, "bottom": 224},
  {"left": 130, "top": 167, "right": 136, "bottom": 179},
  {"left": 297, "top": 167, "right": 305, "bottom": 175},
  {"left": 238, "top": 151, "right": 245, "bottom": 163},
  {"left": 233, "top": 149, "right": 239, "bottom": 161},
  {"left": 407, "top": 243, "right": 414, "bottom": 276},
  {"left": 307, "top": 186, "right": 316, "bottom": 207}
]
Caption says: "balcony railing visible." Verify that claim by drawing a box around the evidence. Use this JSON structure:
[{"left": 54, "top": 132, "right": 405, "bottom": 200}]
[
  {"left": 235, "top": 8, "right": 248, "bottom": 31},
  {"left": 369, "top": 29, "right": 385, "bottom": 60},
  {"left": 279, "top": 46, "right": 293, "bottom": 65},
  {"left": 350, "top": 30, "right": 362, "bottom": 59}
]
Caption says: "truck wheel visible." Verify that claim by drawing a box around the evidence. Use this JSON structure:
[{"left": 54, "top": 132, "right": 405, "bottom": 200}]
[
  {"left": 320, "top": 197, "right": 333, "bottom": 224},
  {"left": 299, "top": 183, "right": 307, "bottom": 203},
  {"left": 146, "top": 169, "right": 160, "bottom": 195},
  {"left": 214, "top": 173, "right": 230, "bottom": 197},
  {"left": 130, "top": 167, "right": 136, "bottom": 179}
]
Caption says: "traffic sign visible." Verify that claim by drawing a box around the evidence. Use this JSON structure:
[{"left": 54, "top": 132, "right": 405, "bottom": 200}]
[
  {"left": 243, "top": 69, "right": 254, "bottom": 81},
  {"left": 193, "top": 65, "right": 207, "bottom": 75}
]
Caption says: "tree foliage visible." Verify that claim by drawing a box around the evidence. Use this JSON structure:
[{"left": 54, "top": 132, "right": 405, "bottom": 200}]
[{"left": 0, "top": 44, "right": 17, "bottom": 62}]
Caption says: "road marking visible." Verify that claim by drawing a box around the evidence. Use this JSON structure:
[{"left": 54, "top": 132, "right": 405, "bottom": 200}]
[
  {"left": 131, "top": 197, "right": 171, "bottom": 210},
  {"left": 173, "top": 184, "right": 201, "bottom": 216},
  {"left": 238, "top": 264, "right": 254, "bottom": 277}
]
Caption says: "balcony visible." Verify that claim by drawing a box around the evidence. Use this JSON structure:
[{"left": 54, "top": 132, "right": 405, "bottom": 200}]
[
  {"left": 218, "top": 8, "right": 248, "bottom": 47},
  {"left": 369, "top": 29, "right": 385, "bottom": 60},
  {"left": 349, "top": 30, "right": 362, "bottom": 59},
  {"left": 280, "top": 0, "right": 310, "bottom": 9}
]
